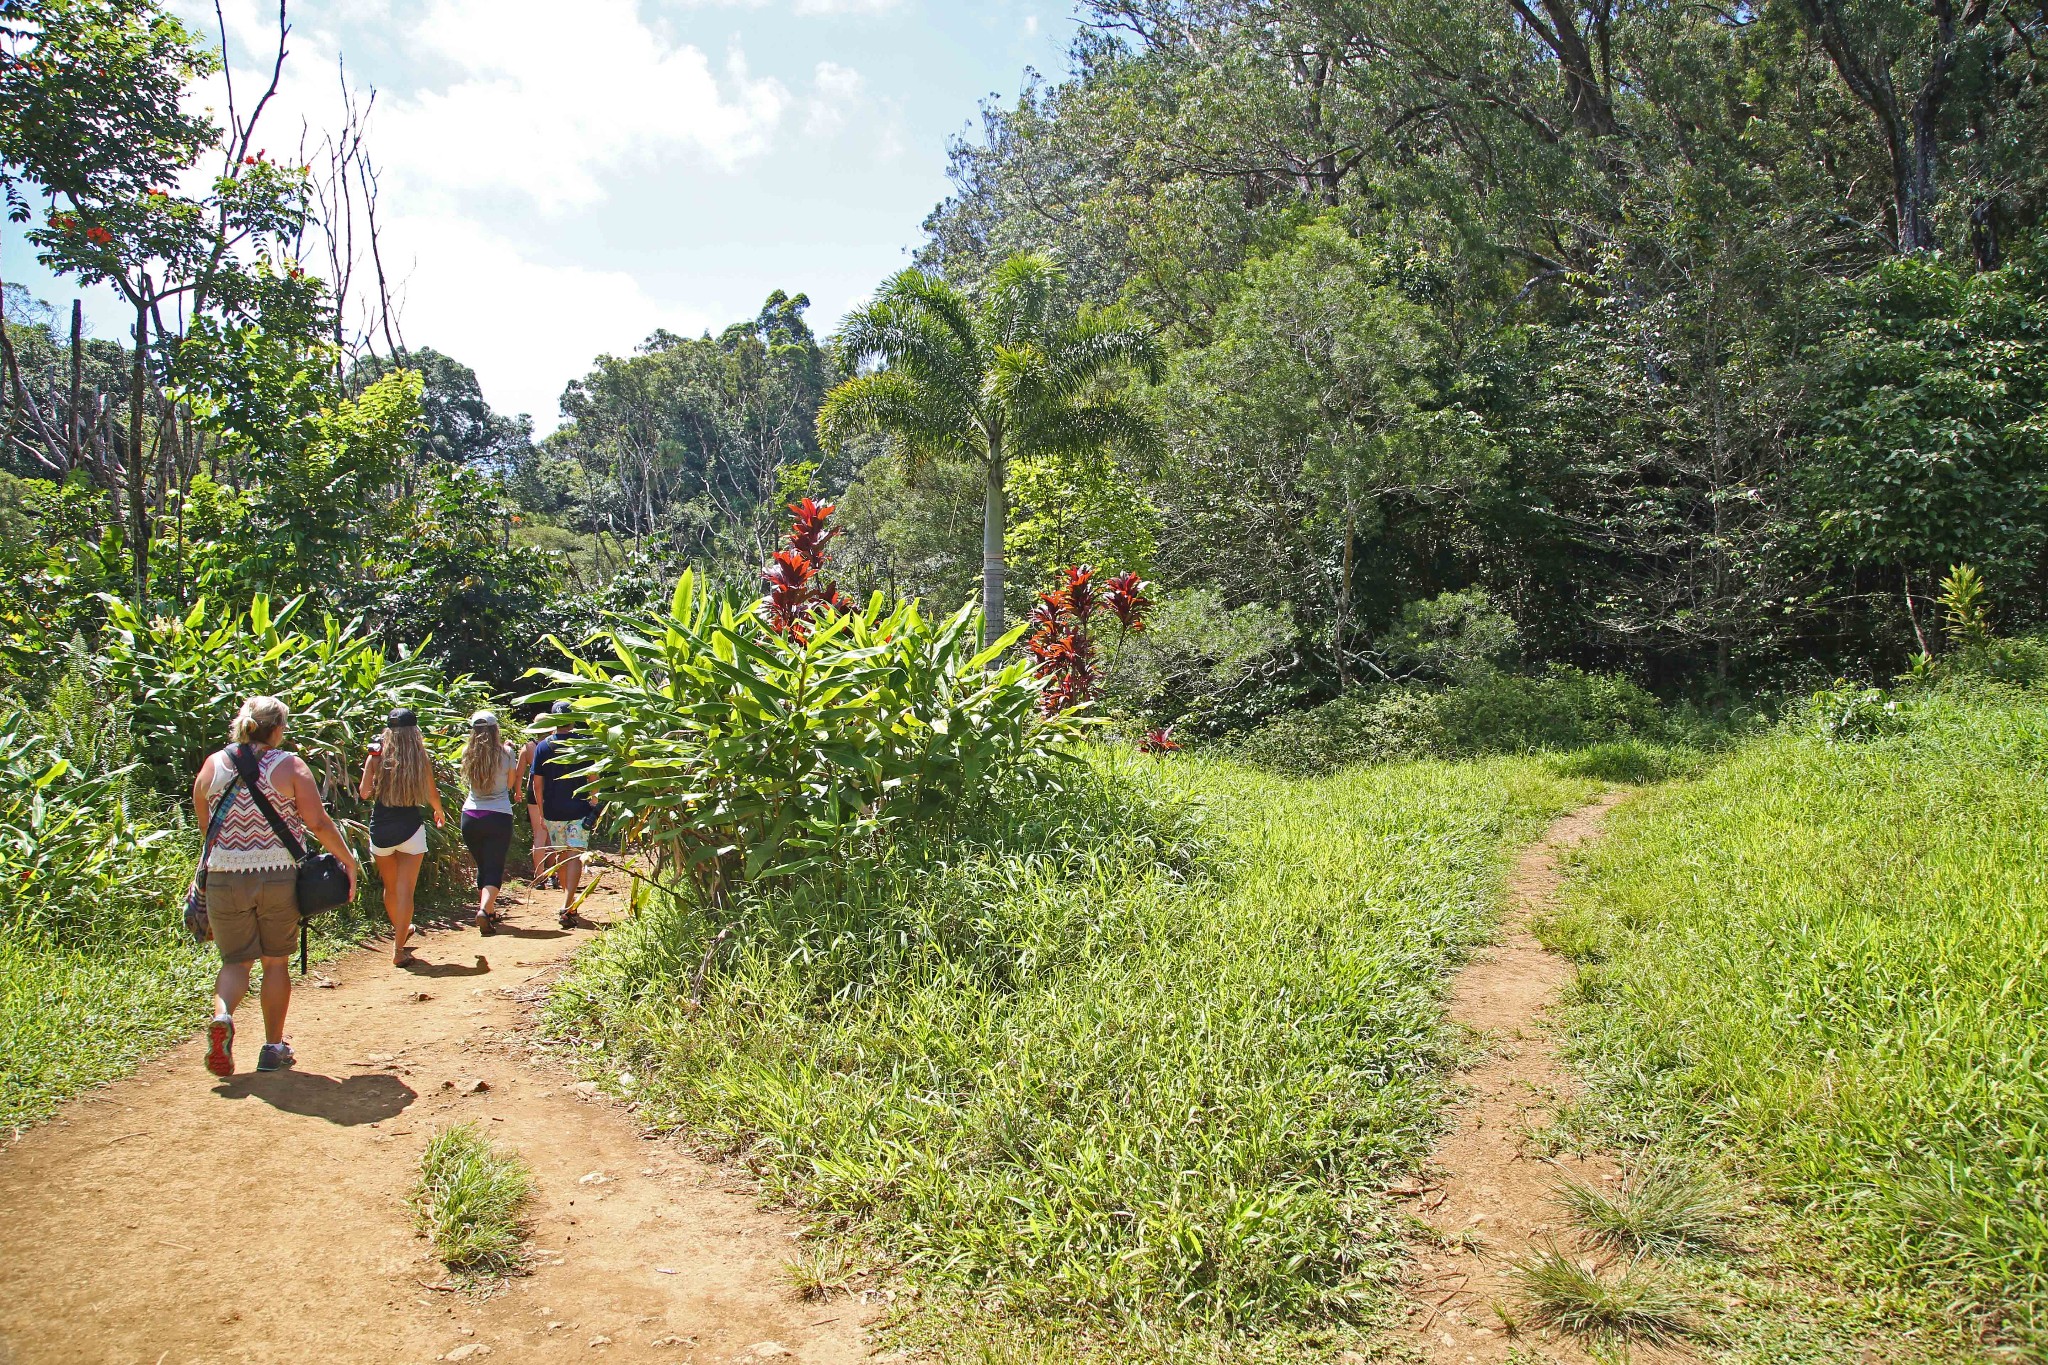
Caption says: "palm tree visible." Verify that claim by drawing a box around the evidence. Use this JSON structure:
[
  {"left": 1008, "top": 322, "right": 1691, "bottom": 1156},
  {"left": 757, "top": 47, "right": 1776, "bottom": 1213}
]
[{"left": 818, "top": 253, "right": 1161, "bottom": 644}]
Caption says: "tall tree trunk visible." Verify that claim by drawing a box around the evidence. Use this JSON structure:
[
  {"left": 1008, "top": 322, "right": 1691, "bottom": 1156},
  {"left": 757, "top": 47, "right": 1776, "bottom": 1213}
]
[
  {"left": 1336, "top": 507, "right": 1355, "bottom": 688},
  {"left": 68, "top": 301, "right": 83, "bottom": 469},
  {"left": 127, "top": 298, "right": 150, "bottom": 608},
  {"left": 981, "top": 443, "right": 1007, "bottom": 649}
]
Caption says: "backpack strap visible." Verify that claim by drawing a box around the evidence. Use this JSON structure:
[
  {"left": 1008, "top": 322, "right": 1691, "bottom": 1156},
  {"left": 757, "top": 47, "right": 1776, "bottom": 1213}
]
[
  {"left": 229, "top": 744, "right": 309, "bottom": 864},
  {"left": 200, "top": 769, "right": 241, "bottom": 868}
]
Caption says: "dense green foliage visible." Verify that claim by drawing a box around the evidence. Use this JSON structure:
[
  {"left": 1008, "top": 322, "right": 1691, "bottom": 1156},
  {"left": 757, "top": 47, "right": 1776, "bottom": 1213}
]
[
  {"left": 1541, "top": 682, "right": 2048, "bottom": 1347},
  {"left": 550, "top": 752, "right": 1596, "bottom": 1354},
  {"left": 1226, "top": 665, "right": 1697, "bottom": 775},
  {"left": 912, "top": 0, "right": 2048, "bottom": 693},
  {"left": 537, "top": 572, "right": 1075, "bottom": 897}
]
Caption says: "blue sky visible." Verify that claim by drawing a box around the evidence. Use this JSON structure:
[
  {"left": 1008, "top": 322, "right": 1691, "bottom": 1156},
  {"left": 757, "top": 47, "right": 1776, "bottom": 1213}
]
[{"left": 2, "top": 0, "right": 1076, "bottom": 428}]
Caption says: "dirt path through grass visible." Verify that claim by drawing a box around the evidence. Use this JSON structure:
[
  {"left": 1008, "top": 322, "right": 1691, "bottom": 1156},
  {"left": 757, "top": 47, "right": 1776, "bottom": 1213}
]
[
  {"left": 0, "top": 878, "right": 872, "bottom": 1365},
  {"left": 1393, "top": 791, "right": 1654, "bottom": 1365}
]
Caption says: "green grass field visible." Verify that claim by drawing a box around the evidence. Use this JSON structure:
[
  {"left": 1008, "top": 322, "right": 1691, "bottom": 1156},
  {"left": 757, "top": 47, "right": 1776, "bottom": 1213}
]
[
  {"left": 1542, "top": 683, "right": 2048, "bottom": 1356},
  {"left": 548, "top": 751, "right": 1599, "bottom": 1356}
]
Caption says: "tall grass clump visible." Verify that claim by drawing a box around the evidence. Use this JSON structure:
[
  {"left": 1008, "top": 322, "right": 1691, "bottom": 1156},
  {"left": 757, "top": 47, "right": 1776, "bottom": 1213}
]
[
  {"left": 551, "top": 749, "right": 1597, "bottom": 1354},
  {"left": 1542, "top": 683, "right": 2048, "bottom": 1345},
  {"left": 410, "top": 1121, "right": 534, "bottom": 1274}
]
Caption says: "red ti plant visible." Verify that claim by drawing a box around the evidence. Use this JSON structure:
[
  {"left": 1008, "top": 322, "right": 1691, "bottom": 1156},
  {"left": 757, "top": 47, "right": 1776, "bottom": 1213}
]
[
  {"left": 1138, "top": 726, "right": 1180, "bottom": 754},
  {"left": 761, "top": 498, "right": 852, "bottom": 641},
  {"left": 1101, "top": 571, "right": 1150, "bottom": 632},
  {"left": 1024, "top": 564, "right": 1150, "bottom": 715}
]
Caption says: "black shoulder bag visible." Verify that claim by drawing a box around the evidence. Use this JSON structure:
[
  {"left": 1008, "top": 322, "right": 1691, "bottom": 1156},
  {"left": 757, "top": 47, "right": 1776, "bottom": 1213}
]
[{"left": 229, "top": 744, "right": 353, "bottom": 971}]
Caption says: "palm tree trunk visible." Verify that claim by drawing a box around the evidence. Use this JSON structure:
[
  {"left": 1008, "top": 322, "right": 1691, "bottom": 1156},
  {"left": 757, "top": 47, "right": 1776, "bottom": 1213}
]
[{"left": 981, "top": 448, "right": 1006, "bottom": 648}]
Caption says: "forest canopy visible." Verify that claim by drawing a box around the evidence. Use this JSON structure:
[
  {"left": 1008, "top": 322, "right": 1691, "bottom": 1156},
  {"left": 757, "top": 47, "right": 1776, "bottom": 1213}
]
[{"left": 3, "top": 0, "right": 2045, "bottom": 731}]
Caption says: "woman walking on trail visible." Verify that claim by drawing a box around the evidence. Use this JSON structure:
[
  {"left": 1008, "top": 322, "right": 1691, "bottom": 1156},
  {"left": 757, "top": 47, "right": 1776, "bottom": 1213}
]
[
  {"left": 357, "top": 709, "right": 447, "bottom": 967},
  {"left": 459, "top": 710, "right": 518, "bottom": 934},
  {"left": 192, "top": 695, "right": 359, "bottom": 1078}
]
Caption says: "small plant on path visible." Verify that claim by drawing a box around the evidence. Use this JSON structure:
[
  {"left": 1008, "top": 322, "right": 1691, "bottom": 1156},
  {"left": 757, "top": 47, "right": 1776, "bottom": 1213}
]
[
  {"left": 1555, "top": 1159, "right": 1741, "bottom": 1256},
  {"left": 409, "top": 1121, "right": 533, "bottom": 1275},
  {"left": 1511, "top": 1244, "right": 1699, "bottom": 1344}
]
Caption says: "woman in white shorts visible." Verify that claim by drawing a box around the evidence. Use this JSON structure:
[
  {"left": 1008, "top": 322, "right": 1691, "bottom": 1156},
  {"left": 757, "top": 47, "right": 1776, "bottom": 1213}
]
[{"left": 357, "top": 708, "right": 447, "bottom": 966}]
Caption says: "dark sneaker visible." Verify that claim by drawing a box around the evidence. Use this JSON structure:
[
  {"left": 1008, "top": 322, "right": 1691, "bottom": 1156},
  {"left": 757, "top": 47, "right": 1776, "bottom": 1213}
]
[
  {"left": 205, "top": 1015, "right": 235, "bottom": 1077},
  {"left": 256, "top": 1042, "right": 295, "bottom": 1072}
]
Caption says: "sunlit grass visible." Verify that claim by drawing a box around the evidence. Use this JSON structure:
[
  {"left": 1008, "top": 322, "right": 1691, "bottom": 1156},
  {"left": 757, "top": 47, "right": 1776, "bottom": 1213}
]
[
  {"left": 1542, "top": 683, "right": 2048, "bottom": 1346},
  {"left": 1510, "top": 1246, "right": 1698, "bottom": 1344},
  {"left": 1554, "top": 1159, "right": 1740, "bottom": 1256},
  {"left": 410, "top": 1120, "right": 533, "bottom": 1274},
  {"left": 549, "top": 748, "right": 1598, "bottom": 1354}
]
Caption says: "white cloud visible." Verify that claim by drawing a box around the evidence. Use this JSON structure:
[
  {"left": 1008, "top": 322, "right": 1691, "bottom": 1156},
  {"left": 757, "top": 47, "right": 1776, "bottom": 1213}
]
[
  {"left": 374, "top": 0, "right": 789, "bottom": 213},
  {"left": 378, "top": 209, "right": 702, "bottom": 422},
  {"left": 792, "top": 0, "right": 906, "bottom": 14},
  {"left": 804, "top": 61, "right": 864, "bottom": 137}
]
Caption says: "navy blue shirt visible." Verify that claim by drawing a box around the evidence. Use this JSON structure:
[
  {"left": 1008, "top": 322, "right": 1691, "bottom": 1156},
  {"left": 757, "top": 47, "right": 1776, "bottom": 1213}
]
[{"left": 533, "top": 734, "right": 596, "bottom": 823}]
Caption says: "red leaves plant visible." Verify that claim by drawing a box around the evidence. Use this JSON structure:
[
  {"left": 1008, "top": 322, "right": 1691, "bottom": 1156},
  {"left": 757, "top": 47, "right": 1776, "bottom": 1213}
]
[
  {"left": 1024, "top": 563, "right": 1151, "bottom": 716},
  {"left": 1102, "top": 571, "right": 1150, "bottom": 632},
  {"left": 761, "top": 498, "right": 851, "bottom": 640},
  {"left": 1138, "top": 727, "right": 1179, "bottom": 754}
]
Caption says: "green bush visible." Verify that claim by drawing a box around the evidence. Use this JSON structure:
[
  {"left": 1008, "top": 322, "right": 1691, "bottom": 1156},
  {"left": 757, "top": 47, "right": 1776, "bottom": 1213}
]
[
  {"left": 1225, "top": 666, "right": 1672, "bottom": 776},
  {"left": 535, "top": 574, "right": 1080, "bottom": 897},
  {"left": 0, "top": 706, "right": 183, "bottom": 948}
]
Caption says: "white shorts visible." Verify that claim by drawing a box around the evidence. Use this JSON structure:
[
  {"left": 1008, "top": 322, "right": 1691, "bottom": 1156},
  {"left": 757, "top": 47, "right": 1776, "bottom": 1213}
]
[{"left": 370, "top": 825, "right": 429, "bottom": 857}]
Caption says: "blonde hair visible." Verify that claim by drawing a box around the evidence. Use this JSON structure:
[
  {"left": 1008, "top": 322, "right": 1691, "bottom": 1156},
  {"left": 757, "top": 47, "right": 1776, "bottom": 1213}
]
[
  {"left": 372, "top": 724, "right": 436, "bottom": 806},
  {"left": 460, "top": 719, "right": 511, "bottom": 794},
  {"left": 231, "top": 695, "right": 289, "bottom": 746}
]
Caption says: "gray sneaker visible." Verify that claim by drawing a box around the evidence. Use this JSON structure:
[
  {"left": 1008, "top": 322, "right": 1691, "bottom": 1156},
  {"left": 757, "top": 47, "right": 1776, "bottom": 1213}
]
[{"left": 256, "top": 1041, "right": 295, "bottom": 1072}]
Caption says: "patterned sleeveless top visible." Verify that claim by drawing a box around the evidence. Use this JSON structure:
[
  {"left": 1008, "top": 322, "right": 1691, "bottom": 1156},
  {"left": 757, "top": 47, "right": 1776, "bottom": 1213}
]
[{"left": 203, "top": 747, "right": 308, "bottom": 874}]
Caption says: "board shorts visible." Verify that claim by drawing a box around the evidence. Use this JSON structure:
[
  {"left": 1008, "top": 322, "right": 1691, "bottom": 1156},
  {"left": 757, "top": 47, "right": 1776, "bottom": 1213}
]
[
  {"left": 204, "top": 868, "right": 299, "bottom": 963},
  {"left": 369, "top": 824, "right": 428, "bottom": 857},
  {"left": 543, "top": 817, "right": 589, "bottom": 851}
]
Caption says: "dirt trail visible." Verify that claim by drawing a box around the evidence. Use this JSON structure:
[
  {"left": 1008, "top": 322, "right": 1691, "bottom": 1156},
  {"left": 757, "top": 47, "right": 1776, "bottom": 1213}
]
[
  {"left": 0, "top": 878, "right": 874, "bottom": 1365},
  {"left": 1392, "top": 792, "right": 1671, "bottom": 1365}
]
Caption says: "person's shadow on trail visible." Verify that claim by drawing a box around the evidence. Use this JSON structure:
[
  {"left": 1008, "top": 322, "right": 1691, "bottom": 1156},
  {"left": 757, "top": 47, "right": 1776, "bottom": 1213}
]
[
  {"left": 489, "top": 924, "right": 569, "bottom": 941},
  {"left": 402, "top": 957, "right": 494, "bottom": 977},
  {"left": 212, "top": 1070, "right": 414, "bottom": 1125}
]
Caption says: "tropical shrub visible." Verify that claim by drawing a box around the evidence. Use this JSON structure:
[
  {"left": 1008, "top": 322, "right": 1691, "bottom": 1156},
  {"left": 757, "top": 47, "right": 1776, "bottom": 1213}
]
[
  {"left": 94, "top": 594, "right": 489, "bottom": 903},
  {"left": 97, "top": 593, "right": 483, "bottom": 799},
  {"left": 0, "top": 706, "right": 180, "bottom": 947},
  {"left": 535, "top": 571, "right": 1080, "bottom": 900},
  {"left": 1808, "top": 679, "right": 1907, "bottom": 742},
  {"left": 1021, "top": 565, "right": 1149, "bottom": 714}
]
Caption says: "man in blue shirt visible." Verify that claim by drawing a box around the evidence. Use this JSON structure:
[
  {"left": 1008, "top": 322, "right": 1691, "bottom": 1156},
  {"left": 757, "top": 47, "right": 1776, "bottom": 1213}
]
[{"left": 531, "top": 701, "right": 597, "bottom": 928}]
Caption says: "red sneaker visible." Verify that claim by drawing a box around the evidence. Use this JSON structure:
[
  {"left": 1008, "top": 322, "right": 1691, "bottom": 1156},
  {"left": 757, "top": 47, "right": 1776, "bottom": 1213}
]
[{"left": 205, "top": 1014, "right": 235, "bottom": 1077}]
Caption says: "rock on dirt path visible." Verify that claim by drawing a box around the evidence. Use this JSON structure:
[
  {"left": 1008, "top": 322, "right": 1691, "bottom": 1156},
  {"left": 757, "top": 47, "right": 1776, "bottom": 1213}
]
[
  {"left": 1389, "top": 792, "right": 1681, "bottom": 1365},
  {"left": 0, "top": 878, "right": 873, "bottom": 1365}
]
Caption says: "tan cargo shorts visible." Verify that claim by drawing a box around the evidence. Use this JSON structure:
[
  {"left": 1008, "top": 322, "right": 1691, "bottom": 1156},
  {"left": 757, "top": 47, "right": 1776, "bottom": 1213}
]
[{"left": 204, "top": 869, "right": 299, "bottom": 963}]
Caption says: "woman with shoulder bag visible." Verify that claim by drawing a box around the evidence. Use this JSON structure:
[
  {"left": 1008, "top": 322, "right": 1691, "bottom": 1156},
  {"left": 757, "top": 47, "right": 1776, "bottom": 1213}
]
[
  {"left": 357, "top": 708, "right": 447, "bottom": 967},
  {"left": 459, "top": 711, "right": 518, "bottom": 935},
  {"left": 190, "top": 695, "right": 359, "bottom": 1078}
]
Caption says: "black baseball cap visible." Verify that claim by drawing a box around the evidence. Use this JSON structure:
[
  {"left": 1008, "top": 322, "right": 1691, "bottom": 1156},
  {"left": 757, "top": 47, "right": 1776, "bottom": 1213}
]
[{"left": 388, "top": 708, "right": 418, "bottom": 729}]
